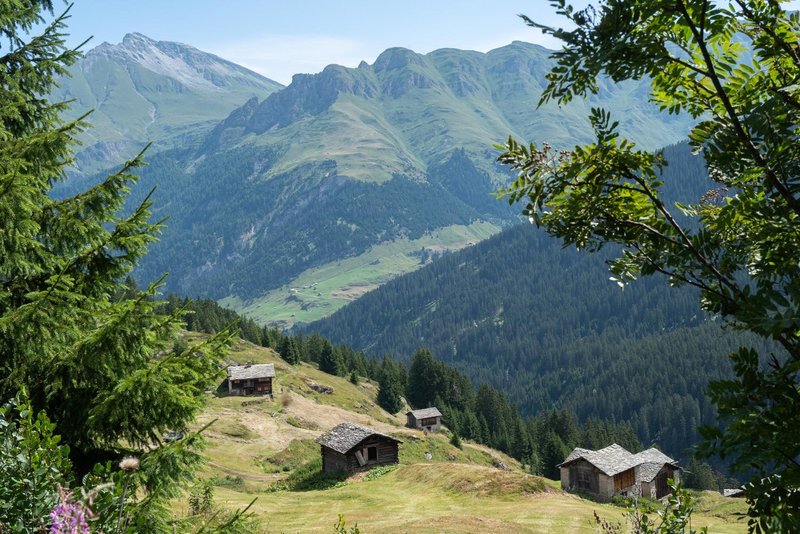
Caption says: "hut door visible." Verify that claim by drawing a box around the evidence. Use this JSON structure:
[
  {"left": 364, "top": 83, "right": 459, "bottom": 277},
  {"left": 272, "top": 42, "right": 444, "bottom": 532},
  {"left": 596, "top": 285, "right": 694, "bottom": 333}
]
[
  {"left": 656, "top": 472, "right": 670, "bottom": 499},
  {"left": 367, "top": 446, "right": 377, "bottom": 461}
]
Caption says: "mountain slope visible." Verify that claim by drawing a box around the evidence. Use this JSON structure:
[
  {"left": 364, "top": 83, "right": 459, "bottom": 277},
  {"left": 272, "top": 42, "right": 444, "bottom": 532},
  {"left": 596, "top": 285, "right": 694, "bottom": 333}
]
[
  {"left": 52, "top": 33, "right": 282, "bottom": 175},
  {"left": 304, "top": 143, "right": 781, "bottom": 459},
  {"left": 110, "top": 41, "right": 697, "bottom": 307},
  {"left": 190, "top": 336, "right": 746, "bottom": 533},
  {"left": 206, "top": 42, "right": 693, "bottom": 184}
]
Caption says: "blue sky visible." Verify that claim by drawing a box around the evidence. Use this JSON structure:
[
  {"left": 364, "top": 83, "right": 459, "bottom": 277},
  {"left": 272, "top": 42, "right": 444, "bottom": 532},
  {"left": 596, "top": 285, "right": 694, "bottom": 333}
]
[
  {"left": 63, "top": 1, "right": 580, "bottom": 84},
  {"left": 62, "top": 0, "right": 800, "bottom": 85}
]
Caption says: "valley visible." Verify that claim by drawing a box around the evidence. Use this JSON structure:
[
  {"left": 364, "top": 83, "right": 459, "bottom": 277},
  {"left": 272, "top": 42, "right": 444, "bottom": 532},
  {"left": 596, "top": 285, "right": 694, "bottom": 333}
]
[
  {"left": 6, "top": 1, "right": 795, "bottom": 529},
  {"left": 60, "top": 35, "right": 696, "bottom": 308},
  {"left": 219, "top": 221, "right": 500, "bottom": 327}
]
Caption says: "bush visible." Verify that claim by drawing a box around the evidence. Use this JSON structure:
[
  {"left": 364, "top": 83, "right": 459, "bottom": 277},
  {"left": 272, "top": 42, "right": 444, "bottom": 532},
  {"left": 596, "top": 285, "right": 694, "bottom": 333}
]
[
  {"left": 363, "top": 465, "right": 399, "bottom": 481},
  {"left": 0, "top": 392, "right": 73, "bottom": 531}
]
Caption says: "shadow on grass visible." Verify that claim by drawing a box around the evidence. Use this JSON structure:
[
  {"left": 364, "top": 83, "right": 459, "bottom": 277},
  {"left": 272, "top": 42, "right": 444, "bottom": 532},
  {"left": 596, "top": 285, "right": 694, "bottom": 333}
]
[{"left": 287, "top": 458, "right": 349, "bottom": 491}]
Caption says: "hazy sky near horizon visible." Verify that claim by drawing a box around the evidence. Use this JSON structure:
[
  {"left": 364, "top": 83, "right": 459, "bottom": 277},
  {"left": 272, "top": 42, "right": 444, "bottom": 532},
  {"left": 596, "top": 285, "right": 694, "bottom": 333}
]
[{"left": 63, "top": 1, "right": 584, "bottom": 84}]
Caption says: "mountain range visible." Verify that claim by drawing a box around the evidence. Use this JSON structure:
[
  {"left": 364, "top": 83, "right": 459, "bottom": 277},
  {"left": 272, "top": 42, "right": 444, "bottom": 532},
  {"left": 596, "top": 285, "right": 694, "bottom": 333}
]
[
  {"left": 57, "top": 35, "right": 698, "bottom": 319},
  {"left": 51, "top": 30, "right": 752, "bottom": 470},
  {"left": 51, "top": 32, "right": 282, "bottom": 176}
]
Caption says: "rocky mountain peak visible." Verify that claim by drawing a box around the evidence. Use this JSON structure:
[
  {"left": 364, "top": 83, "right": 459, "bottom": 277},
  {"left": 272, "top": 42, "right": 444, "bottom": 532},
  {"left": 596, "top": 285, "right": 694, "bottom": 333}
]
[{"left": 373, "top": 47, "right": 426, "bottom": 73}]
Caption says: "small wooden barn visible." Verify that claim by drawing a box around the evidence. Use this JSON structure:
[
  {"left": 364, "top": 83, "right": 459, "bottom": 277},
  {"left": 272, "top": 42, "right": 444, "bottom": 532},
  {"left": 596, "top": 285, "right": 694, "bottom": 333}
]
[
  {"left": 558, "top": 443, "right": 680, "bottom": 502},
  {"left": 226, "top": 363, "right": 275, "bottom": 396},
  {"left": 406, "top": 407, "right": 442, "bottom": 432},
  {"left": 316, "top": 422, "right": 402, "bottom": 474}
]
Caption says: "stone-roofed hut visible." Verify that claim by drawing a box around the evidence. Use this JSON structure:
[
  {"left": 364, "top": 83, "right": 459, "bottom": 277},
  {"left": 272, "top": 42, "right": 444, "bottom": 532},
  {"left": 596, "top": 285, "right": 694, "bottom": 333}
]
[
  {"left": 723, "top": 488, "right": 745, "bottom": 498},
  {"left": 558, "top": 444, "right": 680, "bottom": 501},
  {"left": 633, "top": 448, "right": 681, "bottom": 500},
  {"left": 227, "top": 363, "right": 275, "bottom": 396},
  {"left": 316, "top": 422, "right": 402, "bottom": 473},
  {"left": 406, "top": 407, "right": 442, "bottom": 431}
]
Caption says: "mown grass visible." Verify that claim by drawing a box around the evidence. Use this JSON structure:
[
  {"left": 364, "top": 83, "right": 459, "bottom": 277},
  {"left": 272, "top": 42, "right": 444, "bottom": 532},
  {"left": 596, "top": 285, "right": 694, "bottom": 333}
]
[
  {"left": 259, "top": 439, "right": 319, "bottom": 474},
  {"left": 206, "top": 463, "right": 747, "bottom": 533}
]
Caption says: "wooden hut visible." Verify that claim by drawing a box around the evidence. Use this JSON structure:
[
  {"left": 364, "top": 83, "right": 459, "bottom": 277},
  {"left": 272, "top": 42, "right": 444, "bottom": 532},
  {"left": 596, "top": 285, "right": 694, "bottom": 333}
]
[
  {"left": 558, "top": 443, "right": 680, "bottom": 502},
  {"left": 406, "top": 407, "right": 442, "bottom": 432},
  {"left": 226, "top": 363, "right": 275, "bottom": 396},
  {"left": 316, "top": 422, "right": 401, "bottom": 473}
]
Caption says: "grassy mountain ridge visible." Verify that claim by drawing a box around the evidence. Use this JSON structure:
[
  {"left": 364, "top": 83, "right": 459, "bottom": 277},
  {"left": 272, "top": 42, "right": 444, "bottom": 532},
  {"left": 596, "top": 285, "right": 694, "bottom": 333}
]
[
  {"left": 209, "top": 41, "right": 694, "bottom": 184},
  {"left": 51, "top": 32, "right": 282, "bottom": 175}
]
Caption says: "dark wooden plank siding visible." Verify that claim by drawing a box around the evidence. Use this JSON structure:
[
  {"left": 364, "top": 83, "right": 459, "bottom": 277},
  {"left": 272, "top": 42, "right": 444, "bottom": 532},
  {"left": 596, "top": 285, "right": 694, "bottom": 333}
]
[
  {"left": 569, "top": 460, "right": 600, "bottom": 495},
  {"left": 321, "top": 447, "right": 350, "bottom": 473},
  {"left": 321, "top": 436, "right": 400, "bottom": 473}
]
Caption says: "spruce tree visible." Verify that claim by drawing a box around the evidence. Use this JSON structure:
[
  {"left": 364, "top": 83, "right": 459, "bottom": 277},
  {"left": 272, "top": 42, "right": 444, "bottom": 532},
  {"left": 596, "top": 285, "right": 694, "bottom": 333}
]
[
  {"left": 0, "top": 2, "right": 230, "bottom": 526},
  {"left": 318, "top": 340, "right": 341, "bottom": 375},
  {"left": 376, "top": 357, "right": 404, "bottom": 414},
  {"left": 405, "top": 348, "right": 442, "bottom": 408}
]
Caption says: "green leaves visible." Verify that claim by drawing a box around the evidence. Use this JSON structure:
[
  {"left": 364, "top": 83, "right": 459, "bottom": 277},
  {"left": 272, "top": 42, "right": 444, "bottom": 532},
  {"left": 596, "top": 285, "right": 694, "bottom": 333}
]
[
  {"left": 0, "top": 2, "right": 235, "bottom": 530},
  {"left": 504, "top": 0, "right": 800, "bottom": 527},
  {"left": 0, "top": 391, "right": 73, "bottom": 533}
]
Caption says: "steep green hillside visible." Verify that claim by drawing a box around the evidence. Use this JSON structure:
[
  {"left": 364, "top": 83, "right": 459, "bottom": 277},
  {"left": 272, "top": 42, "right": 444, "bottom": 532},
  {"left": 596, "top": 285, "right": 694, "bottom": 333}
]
[
  {"left": 94, "top": 41, "right": 698, "bottom": 305},
  {"left": 306, "top": 143, "right": 781, "bottom": 460},
  {"left": 187, "top": 337, "right": 747, "bottom": 533},
  {"left": 52, "top": 33, "right": 282, "bottom": 175}
]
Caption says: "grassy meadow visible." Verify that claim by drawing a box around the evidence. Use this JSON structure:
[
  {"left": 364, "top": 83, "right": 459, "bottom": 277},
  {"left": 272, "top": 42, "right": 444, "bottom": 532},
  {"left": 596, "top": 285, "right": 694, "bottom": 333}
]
[{"left": 178, "top": 337, "right": 749, "bottom": 533}]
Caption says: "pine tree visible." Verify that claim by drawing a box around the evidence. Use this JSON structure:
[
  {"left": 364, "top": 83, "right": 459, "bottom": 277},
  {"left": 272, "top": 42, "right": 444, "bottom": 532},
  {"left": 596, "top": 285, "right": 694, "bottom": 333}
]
[
  {"left": 318, "top": 340, "right": 341, "bottom": 375},
  {"left": 376, "top": 358, "right": 404, "bottom": 414},
  {"left": 405, "top": 348, "right": 442, "bottom": 408},
  {"left": 277, "top": 335, "right": 297, "bottom": 364},
  {"left": 0, "top": 3, "right": 229, "bottom": 527}
]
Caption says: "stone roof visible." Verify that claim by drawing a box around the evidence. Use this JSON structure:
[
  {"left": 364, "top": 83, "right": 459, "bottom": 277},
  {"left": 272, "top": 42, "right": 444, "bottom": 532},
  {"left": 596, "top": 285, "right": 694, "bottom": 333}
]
[
  {"left": 408, "top": 407, "right": 442, "bottom": 419},
  {"left": 316, "top": 422, "right": 401, "bottom": 455},
  {"left": 227, "top": 363, "right": 275, "bottom": 381},
  {"left": 559, "top": 443, "right": 678, "bottom": 477},
  {"left": 723, "top": 488, "right": 745, "bottom": 497},
  {"left": 637, "top": 462, "right": 667, "bottom": 483},
  {"left": 633, "top": 448, "right": 675, "bottom": 465}
]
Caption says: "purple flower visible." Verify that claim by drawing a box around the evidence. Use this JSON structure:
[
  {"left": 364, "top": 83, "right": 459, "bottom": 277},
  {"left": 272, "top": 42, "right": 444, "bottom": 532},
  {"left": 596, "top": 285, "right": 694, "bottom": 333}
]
[{"left": 49, "top": 487, "right": 90, "bottom": 534}]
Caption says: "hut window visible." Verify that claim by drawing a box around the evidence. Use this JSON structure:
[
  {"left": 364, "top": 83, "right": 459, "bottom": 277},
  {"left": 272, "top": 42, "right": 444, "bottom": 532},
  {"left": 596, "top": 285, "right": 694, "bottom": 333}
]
[{"left": 367, "top": 446, "right": 377, "bottom": 461}]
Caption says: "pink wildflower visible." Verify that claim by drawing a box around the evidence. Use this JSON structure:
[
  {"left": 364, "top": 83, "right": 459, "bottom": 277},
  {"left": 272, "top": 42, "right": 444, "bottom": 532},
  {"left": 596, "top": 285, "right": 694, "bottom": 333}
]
[{"left": 49, "top": 487, "right": 90, "bottom": 534}]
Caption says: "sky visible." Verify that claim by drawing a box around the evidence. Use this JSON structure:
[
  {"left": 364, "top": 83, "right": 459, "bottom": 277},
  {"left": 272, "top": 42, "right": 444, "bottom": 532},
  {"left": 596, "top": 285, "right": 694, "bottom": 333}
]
[
  {"left": 60, "top": 0, "right": 800, "bottom": 85},
  {"left": 62, "top": 1, "right": 582, "bottom": 85}
]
